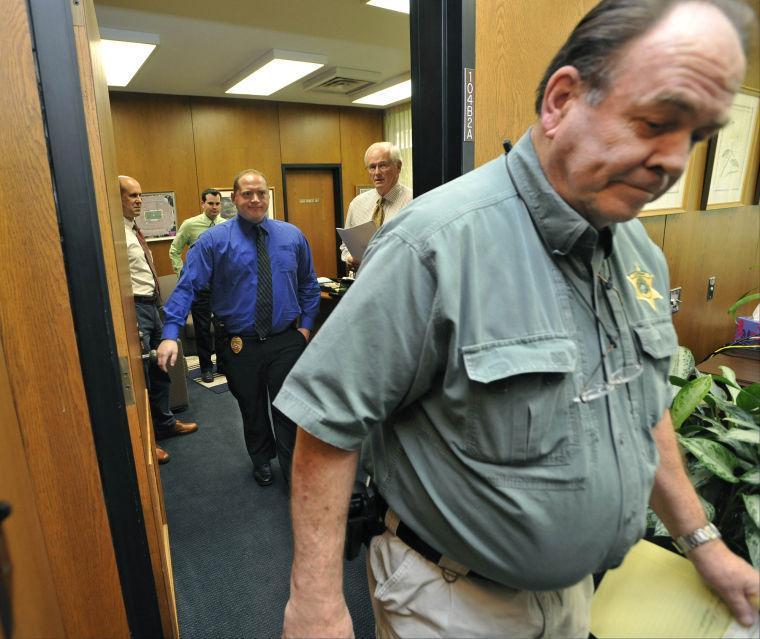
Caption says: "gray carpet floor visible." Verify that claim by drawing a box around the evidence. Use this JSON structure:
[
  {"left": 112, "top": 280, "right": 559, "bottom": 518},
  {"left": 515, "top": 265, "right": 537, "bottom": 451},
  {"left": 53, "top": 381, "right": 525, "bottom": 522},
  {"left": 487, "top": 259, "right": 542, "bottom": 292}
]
[{"left": 160, "top": 380, "right": 375, "bottom": 638}]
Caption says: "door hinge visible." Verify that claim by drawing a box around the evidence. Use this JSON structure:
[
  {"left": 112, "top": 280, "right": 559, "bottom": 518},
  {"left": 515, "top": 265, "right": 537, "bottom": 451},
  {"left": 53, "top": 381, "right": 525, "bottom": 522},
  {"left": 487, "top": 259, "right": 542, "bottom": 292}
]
[{"left": 119, "top": 356, "right": 135, "bottom": 406}]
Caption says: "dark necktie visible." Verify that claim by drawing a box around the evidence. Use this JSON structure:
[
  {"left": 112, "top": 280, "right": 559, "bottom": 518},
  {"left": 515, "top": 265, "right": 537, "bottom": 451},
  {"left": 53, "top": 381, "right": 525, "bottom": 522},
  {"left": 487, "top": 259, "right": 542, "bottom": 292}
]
[
  {"left": 133, "top": 223, "right": 160, "bottom": 296},
  {"left": 254, "top": 225, "right": 272, "bottom": 339}
]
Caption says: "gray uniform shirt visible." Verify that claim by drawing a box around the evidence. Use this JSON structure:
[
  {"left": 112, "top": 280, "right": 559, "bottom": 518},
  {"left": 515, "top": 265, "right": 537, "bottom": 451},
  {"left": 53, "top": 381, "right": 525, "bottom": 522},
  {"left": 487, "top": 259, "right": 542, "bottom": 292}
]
[{"left": 274, "top": 131, "right": 677, "bottom": 590}]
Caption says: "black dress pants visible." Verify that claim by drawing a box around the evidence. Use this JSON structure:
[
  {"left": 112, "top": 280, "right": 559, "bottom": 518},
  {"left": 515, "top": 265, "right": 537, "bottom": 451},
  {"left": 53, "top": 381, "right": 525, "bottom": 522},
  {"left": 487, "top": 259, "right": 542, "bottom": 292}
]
[
  {"left": 135, "top": 299, "right": 175, "bottom": 436},
  {"left": 191, "top": 287, "right": 214, "bottom": 372},
  {"left": 220, "top": 328, "right": 307, "bottom": 482}
]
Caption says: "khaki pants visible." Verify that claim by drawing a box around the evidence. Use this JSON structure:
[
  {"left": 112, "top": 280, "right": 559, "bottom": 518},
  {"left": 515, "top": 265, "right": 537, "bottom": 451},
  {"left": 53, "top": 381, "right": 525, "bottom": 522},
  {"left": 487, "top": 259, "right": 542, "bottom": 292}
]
[{"left": 367, "top": 531, "right": 593, "bottom": 638}]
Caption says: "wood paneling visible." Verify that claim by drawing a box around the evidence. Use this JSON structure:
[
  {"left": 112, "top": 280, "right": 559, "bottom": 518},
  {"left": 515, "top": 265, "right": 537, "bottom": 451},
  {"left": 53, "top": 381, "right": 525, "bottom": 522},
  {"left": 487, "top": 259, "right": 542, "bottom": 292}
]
[
  {"left": 639, "top": 216, "right": 666, "bottom": 250},
  {"left": 339, "top": 107, "right": 384, "bottom": 220},
  {"left": 0, "top": 0, "right": 129, "bottom": 634},
  {"left": 278, "top": 103, "right": 341, "bottom": 164},
  {"left": 285, "top": 170, "right": 338, "bottom": 277},
  {"left": 664, "top": 205, "right": 760, "bottom": 362},
  {"left": 474, "top": 0, "right": 598, "bottom": 166},
  {"left": 191, "top": 97, "right": 283, "bottom": 217},
  {"left": 110, "top": 93, "right": 199, "bottom": 226}
]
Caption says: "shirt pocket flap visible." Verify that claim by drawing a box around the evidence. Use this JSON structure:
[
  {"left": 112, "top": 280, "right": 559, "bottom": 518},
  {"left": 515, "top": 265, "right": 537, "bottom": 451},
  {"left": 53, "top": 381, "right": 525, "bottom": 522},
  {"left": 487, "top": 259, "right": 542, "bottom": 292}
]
[
  {"left": 634, "top": 321, "right": 677, "bottom": 360},
  {"left": 462, "top": 337, "right": 578, "bottom": 384}
]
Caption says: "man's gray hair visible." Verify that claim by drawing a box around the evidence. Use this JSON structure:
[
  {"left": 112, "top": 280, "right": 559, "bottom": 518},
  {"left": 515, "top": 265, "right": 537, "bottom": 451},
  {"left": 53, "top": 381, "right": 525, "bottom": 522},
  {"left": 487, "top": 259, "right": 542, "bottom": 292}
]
[
  {"left": 364, "top": 142, "right": 402, "bottom": 167},
  {"left": 535, "top": 0, "right": 757, "bottom": 114}
]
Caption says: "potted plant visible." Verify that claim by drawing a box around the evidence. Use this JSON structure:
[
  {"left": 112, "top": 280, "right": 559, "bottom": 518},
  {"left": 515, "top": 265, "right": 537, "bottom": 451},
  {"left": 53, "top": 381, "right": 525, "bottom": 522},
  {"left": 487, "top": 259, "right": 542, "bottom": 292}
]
[{"left": 646, "top": 347, "right": 760, "bottom": 568}]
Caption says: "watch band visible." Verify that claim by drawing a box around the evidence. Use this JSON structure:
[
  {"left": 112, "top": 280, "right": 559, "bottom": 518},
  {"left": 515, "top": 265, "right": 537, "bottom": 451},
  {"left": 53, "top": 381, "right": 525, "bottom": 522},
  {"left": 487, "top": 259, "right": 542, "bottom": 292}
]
[{"left": 674, "top": 522, "right": 721, "bottom": 554}]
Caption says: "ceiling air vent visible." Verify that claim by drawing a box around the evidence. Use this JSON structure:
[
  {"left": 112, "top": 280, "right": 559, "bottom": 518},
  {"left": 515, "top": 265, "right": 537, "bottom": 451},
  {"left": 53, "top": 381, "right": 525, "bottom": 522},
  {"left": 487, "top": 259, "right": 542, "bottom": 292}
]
[{"left": 303, "top": 66, "right": 380, "bottom": 95}]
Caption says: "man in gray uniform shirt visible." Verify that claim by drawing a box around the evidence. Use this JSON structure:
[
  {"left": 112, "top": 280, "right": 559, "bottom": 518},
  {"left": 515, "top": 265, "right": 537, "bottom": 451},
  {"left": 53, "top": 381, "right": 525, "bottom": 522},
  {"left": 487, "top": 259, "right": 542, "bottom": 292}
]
[{"left": 275, "top": 1, "right": 760, "bottom": 636}]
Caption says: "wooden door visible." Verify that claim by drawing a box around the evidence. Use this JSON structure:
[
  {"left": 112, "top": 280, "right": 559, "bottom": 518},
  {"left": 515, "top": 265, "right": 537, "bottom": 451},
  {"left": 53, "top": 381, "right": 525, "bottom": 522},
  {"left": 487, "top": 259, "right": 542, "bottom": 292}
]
[
  {"left": 73, "top": 1, "right": 179, "bottom": 635},
  {"left": 285, "top": 170, "right": 339, "bottom": 278}
]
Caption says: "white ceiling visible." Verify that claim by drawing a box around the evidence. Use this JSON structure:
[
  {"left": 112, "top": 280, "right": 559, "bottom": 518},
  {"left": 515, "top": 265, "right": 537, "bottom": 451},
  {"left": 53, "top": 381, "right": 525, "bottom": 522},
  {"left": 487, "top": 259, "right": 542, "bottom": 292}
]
[{"left": 93, "top": 0, "right": 411, "bottom": 108}]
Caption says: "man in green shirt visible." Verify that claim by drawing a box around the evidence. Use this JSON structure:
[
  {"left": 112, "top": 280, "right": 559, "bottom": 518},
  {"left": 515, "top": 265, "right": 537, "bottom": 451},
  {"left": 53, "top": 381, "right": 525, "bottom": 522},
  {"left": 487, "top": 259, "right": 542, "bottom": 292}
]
[
  {"left": 275, "top": 1, "right": 759, "bottom": 637},
  {"left": 169, "top": 188, "right": 225, "bottom": 382}
]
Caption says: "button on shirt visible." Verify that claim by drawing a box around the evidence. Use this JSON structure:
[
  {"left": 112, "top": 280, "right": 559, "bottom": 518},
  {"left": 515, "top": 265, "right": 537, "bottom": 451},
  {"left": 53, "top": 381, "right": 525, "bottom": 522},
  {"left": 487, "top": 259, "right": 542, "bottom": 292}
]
[
  {"left": 123, "top": 217, "right": 156, "bottom": 297},
  {"left": 169, "top": 212, "right": 226, "bottom": 274},
  {"left": 274, "top": 132, "right": 677, "bottom": 591},
  {"left": 340, "top": 182, "right": 412, "bottom": 262},
  {"left": 161, "top": 216, "right": 320, "bottom": 340}
]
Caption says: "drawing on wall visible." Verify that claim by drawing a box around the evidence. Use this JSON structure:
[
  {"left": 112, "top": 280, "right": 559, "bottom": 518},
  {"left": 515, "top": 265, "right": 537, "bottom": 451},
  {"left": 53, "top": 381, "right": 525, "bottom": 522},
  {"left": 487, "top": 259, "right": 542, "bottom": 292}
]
[
  {"left": 706, "top": 90, "right": 759, "bottom": 207},
  {"left": 140, "top": 191, "right": 177, "bottom": 240},
  {"left": 215, "top": 188, "right": 274, "bottom": 219}
]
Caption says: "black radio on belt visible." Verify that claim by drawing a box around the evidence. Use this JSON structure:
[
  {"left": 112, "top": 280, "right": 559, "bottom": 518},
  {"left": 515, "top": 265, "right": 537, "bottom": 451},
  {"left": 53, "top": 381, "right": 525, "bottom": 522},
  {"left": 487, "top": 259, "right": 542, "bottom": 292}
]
[{"left": 345, "top": 479, "right": 387, "bottom": 561}]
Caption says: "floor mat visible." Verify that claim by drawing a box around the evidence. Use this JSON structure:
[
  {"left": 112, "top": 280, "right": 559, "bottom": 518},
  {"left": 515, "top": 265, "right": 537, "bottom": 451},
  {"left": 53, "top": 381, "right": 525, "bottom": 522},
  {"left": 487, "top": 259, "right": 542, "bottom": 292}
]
[{"left": 186, "top": 355, "right": 229, "bottom": 394}]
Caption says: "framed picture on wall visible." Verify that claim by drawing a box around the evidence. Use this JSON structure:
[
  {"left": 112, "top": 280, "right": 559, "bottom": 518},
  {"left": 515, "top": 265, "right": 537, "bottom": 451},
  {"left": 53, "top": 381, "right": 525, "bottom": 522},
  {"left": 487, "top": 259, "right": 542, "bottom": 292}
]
[
  {"left": 214, "top": 187, "right": 275, "bottom": 219},
  {"left": 703, "top": 89, "right": 760, "bottom": 209},
  {"left": 139, "top": 191, "right": 177, "bottom": 240},
  {"left": 355, "top": 185, "right": 375, "bottom": 196},
  {"left": 638, "top": 154, "right": 695, "bottom": 217}
]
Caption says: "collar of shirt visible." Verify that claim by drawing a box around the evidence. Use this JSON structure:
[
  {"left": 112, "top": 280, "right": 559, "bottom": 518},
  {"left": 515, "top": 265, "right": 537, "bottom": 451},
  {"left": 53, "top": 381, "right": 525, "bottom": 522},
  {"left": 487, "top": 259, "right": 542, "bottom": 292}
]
[
  {"left": 506, "top": 132, "right": 616, "bottom": 264},
  {"left": 377, "top": 182, "right": 405, "bottom": 206},
  {"left": 235, "top": 214, "right": 270, "bottom": 236}
]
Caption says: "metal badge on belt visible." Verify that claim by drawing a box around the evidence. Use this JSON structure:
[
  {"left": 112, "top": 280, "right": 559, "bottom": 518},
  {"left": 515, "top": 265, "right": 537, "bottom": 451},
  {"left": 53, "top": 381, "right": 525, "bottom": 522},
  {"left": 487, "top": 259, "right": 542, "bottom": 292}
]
[{"left": 230, "top": 336, "right": 243, "bottom": 354}]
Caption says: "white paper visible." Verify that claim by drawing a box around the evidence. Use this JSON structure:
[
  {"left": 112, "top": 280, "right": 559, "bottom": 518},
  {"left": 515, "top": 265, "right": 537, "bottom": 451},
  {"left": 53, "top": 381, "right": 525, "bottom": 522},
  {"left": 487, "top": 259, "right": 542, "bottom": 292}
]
[
  {"left": 723, "top": 619, "right": 760, "bottom": 639},
  {"left": 336, "top": 221, "right": 377, "bottom": 261}
]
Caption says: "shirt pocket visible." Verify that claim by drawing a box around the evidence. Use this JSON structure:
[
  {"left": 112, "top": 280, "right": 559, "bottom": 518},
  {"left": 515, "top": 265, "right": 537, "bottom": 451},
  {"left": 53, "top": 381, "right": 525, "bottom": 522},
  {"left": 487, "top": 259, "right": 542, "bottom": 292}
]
[
  {"left": 633, "top": 318, "right": 678, "bottom": 429},
  {"left": 274, "top": 244, "right": 298, "bottom": 273},
  {"left": 462, "top": 336, "right": 579, "bottom": 466}
]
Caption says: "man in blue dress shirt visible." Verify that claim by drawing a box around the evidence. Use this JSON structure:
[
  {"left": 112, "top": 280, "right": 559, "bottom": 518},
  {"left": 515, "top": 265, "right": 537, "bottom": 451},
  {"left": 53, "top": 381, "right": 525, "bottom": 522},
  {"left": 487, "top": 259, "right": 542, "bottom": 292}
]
[{"left": 157, "top": 169, "right": 320, "bottom": 486}]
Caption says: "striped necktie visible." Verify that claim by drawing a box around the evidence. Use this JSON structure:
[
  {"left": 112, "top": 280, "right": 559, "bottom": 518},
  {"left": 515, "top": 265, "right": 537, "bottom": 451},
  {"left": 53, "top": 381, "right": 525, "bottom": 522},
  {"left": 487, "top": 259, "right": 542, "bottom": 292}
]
[{"left": 254, "top": 225, "right": 272, "bottom": 339}]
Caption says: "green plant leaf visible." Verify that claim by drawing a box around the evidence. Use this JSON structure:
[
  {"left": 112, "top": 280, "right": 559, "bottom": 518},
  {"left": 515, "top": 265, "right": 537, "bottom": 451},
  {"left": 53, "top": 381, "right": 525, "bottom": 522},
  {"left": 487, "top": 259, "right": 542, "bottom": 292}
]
[
  {"left": 669, "top": 346, "right": 695, "bottom": 380},
  {"left": 669, "top": 376, "right": 688, "bottom": 388},
  {"left": 677, "top": 436, "right": 741, "bottom": 483},
  {"left": 687, "top": 462, "right": 715, "bottom": 490},
  {"left": 743, "top": 515, "right": 760, "bottom": 569},
  {"left": 737, "top": 383, "right": 760, "bottom": 415},
  {"left": 671, "top": 375, "right": 712, "bottom": 430},
  {"left": 743, "top": 494, "right": 760, "bottom": 529},
  {"left": 728, "top": 292, "right": 760, "bottom": 322},
  {"left": 723, "top": 429, "right": 760, "bottom": 445},
  {"left": 739, "top": 468, "right": 760, "bottom": 485},
  {"left": 717, "top": 367, "right": 742, "bottom": 402},
  {"left": 645, "top": 508, "right": 670, "bottom": 538}
]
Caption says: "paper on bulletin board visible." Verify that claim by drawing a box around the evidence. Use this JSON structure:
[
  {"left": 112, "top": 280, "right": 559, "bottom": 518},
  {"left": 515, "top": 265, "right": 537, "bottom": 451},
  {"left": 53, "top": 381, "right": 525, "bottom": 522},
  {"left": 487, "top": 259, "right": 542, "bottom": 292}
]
[{"left": 590, "top": 539, "right": 756, "bottom": 639}]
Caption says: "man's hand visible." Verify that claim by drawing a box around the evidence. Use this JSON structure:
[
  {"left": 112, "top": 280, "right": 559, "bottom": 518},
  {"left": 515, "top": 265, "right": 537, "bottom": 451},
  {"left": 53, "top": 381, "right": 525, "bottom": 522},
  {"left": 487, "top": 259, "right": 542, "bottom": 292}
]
[
  {"left": 156, "top": 339, "right": 178, "bottom": 372},
  {"left": 283, "top": 593, "right": 354, "bottom": 638},
  {"left": 297, "top": 327, "right": 311, "bottom": 342},
  {"left": 689, "top": 541, "right": 759, "bottom": 627}
]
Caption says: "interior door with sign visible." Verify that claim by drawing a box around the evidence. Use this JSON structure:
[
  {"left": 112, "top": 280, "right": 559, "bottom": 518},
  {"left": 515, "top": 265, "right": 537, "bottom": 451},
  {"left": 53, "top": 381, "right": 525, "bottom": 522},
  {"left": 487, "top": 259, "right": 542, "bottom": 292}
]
[{"left": 284, "top": 169, "right": 339, "bottom": 278}]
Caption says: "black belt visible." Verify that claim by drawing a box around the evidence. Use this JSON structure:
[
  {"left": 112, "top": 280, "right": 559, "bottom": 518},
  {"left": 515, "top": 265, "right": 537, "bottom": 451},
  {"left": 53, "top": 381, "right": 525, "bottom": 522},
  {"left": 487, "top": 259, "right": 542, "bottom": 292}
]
[
  {"left": 134, "top": 294, "right": 158, "bottom": 304},
  {"left": 384, "top": 507, "right": 488, "bottom": 582}
]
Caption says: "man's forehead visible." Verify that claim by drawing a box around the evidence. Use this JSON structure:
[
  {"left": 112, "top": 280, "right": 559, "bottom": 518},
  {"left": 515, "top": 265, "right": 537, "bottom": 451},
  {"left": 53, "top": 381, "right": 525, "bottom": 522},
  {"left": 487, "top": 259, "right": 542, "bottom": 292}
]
[{"left": 239, "top": 174, "right": 267, "bottom": 188}]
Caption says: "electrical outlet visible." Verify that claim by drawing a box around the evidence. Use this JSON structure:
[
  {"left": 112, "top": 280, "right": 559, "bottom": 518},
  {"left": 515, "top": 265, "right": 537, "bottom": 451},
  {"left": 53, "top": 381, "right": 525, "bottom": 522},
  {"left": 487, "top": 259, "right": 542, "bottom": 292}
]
[
  {"left": 707, "top": 276, "right": 716, "bottom": 301},
  {"left": 670, "top": 287, "right": 682, "bottom": 313}
]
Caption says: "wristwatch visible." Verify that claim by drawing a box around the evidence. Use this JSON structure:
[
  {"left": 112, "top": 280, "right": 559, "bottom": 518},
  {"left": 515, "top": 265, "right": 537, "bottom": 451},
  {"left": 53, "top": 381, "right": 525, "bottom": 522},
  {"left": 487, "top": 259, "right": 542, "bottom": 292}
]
[{"left": 674, "top": 522, "right": 721, "bottom": 555}]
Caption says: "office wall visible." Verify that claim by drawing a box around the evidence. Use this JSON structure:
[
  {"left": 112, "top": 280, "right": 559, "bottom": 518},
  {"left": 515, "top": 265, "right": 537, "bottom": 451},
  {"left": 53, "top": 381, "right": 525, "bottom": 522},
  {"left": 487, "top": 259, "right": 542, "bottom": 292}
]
[
  {"left": 110, "top": 92, "right": 383, "bottom": 276},
  {"left": 475, "top": 0, "right": 760, "bottom": 361}
]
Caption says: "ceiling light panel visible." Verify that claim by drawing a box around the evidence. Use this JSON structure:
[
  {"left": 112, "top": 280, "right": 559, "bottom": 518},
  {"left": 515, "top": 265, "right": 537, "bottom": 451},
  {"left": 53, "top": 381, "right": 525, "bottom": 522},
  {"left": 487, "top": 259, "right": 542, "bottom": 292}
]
[
  {"left": 226, "top": 50, "right": 327, "bottom": 96},
  {"left": 99, "top": 28, "right": 159, "bottom": 88},
  {"left": 365, "top": 0, "right": 410, "bottom": 14},
  {"left": 352, "top": 79, "right": 411, "bottom": 106}
]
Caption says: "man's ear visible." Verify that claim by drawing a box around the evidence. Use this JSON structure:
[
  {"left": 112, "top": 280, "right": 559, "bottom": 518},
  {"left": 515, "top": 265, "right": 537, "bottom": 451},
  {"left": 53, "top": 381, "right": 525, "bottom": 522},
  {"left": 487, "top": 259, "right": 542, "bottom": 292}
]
[{"left": 539, "top": 65, "right": 583, "bottom": 138}]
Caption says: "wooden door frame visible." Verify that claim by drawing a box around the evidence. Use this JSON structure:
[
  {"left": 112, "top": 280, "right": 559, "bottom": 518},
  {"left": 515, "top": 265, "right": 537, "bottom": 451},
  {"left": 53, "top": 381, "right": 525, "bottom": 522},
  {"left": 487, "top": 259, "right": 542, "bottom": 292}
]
[
  {"left": 28, "top": 0, "right": 162, "bottom": 635},
  {"left": 281, "top": 164, "right": 344, "bottom": 274}
]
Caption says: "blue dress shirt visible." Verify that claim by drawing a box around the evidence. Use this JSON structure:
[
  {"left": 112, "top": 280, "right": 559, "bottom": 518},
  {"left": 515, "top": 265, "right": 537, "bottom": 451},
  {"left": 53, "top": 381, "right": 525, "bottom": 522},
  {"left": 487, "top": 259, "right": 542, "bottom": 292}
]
[{"left": 162, "top": 216, "right": 320, "bottom": 340}]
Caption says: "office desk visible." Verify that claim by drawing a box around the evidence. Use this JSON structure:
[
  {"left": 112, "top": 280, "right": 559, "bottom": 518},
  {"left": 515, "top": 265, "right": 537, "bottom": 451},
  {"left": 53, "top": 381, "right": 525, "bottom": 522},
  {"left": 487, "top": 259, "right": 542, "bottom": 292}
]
[{"left": 697, "top": 352, "right": 760, "bottom": 386}]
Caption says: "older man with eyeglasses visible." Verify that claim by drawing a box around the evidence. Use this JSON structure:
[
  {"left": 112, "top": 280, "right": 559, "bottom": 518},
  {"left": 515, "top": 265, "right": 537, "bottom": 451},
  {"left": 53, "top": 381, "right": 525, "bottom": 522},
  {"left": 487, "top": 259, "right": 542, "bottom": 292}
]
[
  {"left": 277, "top": 1, "right": 759, "bottom": 637},
  {"left": 339, "top": 142, "right": 412, "bottom": 272}
]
